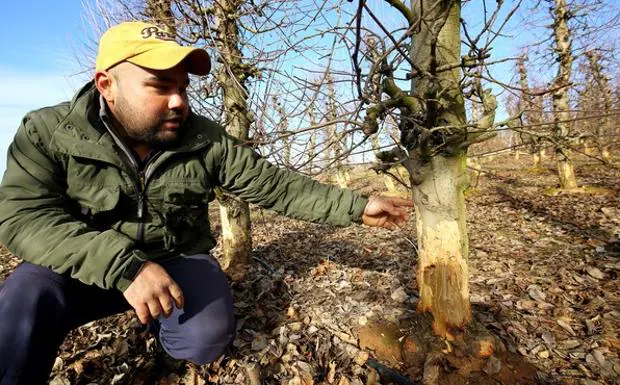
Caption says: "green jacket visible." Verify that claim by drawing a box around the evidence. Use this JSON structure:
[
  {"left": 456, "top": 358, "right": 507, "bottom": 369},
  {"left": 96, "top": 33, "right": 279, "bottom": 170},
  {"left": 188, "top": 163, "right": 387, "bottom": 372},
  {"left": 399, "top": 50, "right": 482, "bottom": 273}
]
[{"left": 0, "top": 82, "right": 368, "bottom": 291}]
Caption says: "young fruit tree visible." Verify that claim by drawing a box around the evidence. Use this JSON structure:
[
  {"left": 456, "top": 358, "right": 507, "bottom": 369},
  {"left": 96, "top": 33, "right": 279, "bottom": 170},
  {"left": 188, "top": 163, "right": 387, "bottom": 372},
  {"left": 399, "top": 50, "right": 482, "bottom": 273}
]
[{"left": 348, "top": 0, "right": 510, "bottom": 339}]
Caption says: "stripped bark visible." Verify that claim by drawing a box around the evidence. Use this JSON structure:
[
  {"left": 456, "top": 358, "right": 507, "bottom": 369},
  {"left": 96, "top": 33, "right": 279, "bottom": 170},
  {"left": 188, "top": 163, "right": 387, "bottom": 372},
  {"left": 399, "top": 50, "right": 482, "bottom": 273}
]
[
  {"left": 327, "top": 73, "right": 349, "bottom": 188},
  {"left": 550, "top": 0, "right": 578, "bottom": 189},
  {"left": 307, "top": 100, "right": 318, "bottom": 172},
  {"left": 213, "top": 0, "right": 254, "bottom": 278},
  {"left": 408, "top": 0, "right": 472, "bottom": 337}
]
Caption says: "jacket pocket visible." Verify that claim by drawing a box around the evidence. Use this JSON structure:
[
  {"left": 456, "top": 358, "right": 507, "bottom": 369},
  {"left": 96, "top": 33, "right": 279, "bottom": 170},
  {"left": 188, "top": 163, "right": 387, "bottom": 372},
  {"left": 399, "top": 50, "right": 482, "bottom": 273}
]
[
  {"left": 67, "top": 183, "right": 122, "bottom": 230},
  {"left": 161, "top": 184, "right": 210, "bottom": 250},
  {"left": 65, "top": 158, "right": 126, "bottom": 215}
]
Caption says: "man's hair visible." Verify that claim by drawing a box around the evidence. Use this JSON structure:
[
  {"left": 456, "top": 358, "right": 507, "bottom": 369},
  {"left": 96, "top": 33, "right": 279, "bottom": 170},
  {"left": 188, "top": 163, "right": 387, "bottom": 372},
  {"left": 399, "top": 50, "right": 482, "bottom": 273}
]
[{"left": 107, "top": 66, "right": 122, "bottom": 84}]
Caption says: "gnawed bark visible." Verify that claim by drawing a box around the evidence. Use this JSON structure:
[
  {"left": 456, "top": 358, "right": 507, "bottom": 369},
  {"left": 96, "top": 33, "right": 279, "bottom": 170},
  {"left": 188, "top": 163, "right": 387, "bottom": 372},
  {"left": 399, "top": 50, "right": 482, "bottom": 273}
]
[
  {"left": 533, "top": 151, "right": 543, "bottom": 168},
  {"left": 551, "top": 0, "right": 578, "bottom": 188},
  {"left": 407, "top": 0, "right": 472, "bottom": 336},
  {"left": 414, "top": 154, "right": 471, "bottom": 338},
  {"left": 307, "top": 101, "right": 318, "bottom": 172},
  {"left": 273, "top": 96, "right": 291, "bottom": 167},
  {"left": 213, "top": 0, "right": 254, "bottom": 278}
]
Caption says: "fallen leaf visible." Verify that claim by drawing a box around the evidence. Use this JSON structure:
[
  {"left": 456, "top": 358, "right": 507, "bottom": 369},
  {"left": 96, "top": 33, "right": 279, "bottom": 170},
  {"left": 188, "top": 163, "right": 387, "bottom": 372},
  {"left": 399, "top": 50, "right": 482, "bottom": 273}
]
[
  {"left": 557, "top": 318, "right": 576, "bottom": 336},
  {"left": 483, "top": 356, "right": 502, "bottom": 375},
  {"left": 585, "top": 266, "right": 604, "bottom": 279},
  {"left": 390, "top": 287, "right": 409, "bottom": 303},
  {"left": 528, "top": 285, "right": 547, "bottom": 302}
]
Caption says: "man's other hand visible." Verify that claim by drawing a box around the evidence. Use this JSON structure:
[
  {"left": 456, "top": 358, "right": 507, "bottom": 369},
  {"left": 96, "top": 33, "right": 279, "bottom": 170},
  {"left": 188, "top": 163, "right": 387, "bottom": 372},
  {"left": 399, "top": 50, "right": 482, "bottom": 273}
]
[
  {"left": 362, "top": 196, "right": 413, "bottom": 229},
  {"left": 123, "top": 261, "right": 184, "bottom": 324}
]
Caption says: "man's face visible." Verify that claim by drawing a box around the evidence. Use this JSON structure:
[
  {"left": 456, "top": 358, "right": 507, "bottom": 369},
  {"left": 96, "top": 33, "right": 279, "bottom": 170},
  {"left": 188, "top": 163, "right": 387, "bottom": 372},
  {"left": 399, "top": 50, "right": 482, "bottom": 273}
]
[{"left": 106, "top": 62, "right": 190, "bottom": 146}]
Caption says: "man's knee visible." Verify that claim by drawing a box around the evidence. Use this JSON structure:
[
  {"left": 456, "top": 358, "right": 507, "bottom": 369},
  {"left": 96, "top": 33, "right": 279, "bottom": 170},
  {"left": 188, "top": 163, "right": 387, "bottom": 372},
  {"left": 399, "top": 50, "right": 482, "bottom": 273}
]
[
  {"left": 0, "top": 263, "right": 68, "bottom": 320},
  {"left": 183, "top": 322, "right": 235, "bottom": 365},
  {"left": 161, "top": 309, "right": 236, "bottom": 365},
  {"left": 0, "top": 263, "right": 70, "bottom": 384}
]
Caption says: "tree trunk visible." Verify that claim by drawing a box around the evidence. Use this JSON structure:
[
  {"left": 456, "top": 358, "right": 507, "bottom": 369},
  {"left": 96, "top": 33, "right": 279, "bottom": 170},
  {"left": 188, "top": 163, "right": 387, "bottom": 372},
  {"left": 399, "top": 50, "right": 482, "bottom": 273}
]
[
  {"left": 558, "top": 159, "right": 578, "bottom": 189},
  {"left": 584, "top": 140, "right": 594, "bottom": 156},
  {"left": 307, "top": 102, "right": 318, "bottom": 172},
  {"left": 213, "top": 0, "right": 253, "bottom": 278},
  {"left": 551, "top": 0, "right": 578, "bottom": 189},
  {"left": 219, "top": 193, "right": 252, "bottom": 279},
  {"left": 533, "top": 151, "right": 542, "bottom": 168},
  {"left": 144, "top": 0, "right": 175, "bottom": 34},
  {"left": 408, "top": 0, "right": 472, "bottom": 337},
  {"left": 326, "top": 72, "right": 347, "bottom": 188},
  {"left": 586, "top": 50, "right": 614, "bottom": 162},
  {"left": 414, "top": 154, "right": 471, "bottom": 338}
]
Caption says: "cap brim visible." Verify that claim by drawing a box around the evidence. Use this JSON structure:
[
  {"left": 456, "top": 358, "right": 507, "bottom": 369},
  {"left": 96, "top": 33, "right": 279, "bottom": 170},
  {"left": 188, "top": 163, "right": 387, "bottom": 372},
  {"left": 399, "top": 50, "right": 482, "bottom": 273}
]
[{"left": 128, "top": 46, "right": 211, "bottom": 75}]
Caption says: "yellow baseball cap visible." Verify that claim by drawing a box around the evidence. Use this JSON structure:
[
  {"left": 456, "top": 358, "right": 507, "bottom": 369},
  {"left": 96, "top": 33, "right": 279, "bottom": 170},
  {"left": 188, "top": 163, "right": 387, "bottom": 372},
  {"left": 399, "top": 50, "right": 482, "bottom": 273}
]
[{"left": 96, "top": 21, "right": 210, "bottom": 75}]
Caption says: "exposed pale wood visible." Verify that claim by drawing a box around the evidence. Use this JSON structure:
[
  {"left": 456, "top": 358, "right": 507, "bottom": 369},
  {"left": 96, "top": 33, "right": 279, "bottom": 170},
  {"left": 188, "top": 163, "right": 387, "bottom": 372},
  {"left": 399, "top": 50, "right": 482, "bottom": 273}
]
[
  {"left": 213, "top": 0, "right": 254, "bottom": 276},
  {"left": 551, "top": 0, "right": 579, "bottom": 189}
]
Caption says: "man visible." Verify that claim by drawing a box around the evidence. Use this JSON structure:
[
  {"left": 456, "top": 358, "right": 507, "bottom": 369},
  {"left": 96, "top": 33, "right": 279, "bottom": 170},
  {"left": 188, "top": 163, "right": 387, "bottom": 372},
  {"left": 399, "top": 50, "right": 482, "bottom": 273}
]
[{"left": 0, "top": 21, "right": 411, "bottom": 384}]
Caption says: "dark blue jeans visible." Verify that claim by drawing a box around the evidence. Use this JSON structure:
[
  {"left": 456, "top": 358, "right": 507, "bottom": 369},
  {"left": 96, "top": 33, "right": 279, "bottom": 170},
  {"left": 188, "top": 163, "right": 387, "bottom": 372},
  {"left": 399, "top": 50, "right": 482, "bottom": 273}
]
[{"left": 0, "top": 254, "right": 235, "bottom": 385}]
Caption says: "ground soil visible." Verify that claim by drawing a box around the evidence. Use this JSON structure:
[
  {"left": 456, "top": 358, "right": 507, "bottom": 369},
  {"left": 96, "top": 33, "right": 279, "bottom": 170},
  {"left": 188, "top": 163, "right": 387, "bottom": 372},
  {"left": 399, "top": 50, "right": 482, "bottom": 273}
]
[{"left": 0, "top": 154, "right": 618, "bottom": 385}]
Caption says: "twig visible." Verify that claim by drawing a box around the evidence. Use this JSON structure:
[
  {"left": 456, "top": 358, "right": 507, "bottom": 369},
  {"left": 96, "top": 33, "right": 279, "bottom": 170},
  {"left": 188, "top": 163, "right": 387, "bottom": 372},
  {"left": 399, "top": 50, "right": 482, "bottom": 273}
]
[
  {"left": 252, "top": 256, "right": 275, "bottom": 274},
  {"left": 366, "top": 359, "right": 419, "bottom": 385}
]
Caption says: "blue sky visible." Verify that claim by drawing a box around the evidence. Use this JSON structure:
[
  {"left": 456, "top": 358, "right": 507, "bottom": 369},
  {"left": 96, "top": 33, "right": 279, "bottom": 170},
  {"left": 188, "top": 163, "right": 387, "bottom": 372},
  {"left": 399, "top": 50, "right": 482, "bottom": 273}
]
[{"left": 0, "top": 1, "right": 97, "bottom": 172}]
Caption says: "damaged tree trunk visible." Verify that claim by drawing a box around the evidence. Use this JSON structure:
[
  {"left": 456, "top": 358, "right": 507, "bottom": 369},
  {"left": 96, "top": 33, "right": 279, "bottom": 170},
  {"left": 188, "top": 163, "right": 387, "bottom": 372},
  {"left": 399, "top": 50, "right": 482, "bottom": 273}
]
[
  {"left": 213, "top": 0, "right": 254, "bottom": 279},
  {"left": 413, "top": 155, "right": 471, "bottom": 337},
  {"left": 551, "top": 0, "right": 578, "bottom": 189},
  {"left": 408, "top": 0, "right": 472, "bottom": 337}
]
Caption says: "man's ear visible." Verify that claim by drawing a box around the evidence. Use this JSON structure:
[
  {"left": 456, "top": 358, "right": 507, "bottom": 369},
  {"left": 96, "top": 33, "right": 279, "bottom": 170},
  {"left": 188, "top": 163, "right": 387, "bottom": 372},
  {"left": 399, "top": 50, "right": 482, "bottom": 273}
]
[{"left": 94, "top": 70, "right": 115, "bottom": 103}]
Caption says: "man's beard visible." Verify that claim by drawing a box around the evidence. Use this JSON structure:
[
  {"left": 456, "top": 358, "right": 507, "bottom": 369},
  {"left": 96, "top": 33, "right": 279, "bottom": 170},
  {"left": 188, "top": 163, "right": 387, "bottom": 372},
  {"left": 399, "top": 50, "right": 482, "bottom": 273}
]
[{"left": 114, "top": 95, "right": 185, "bottom": 146}]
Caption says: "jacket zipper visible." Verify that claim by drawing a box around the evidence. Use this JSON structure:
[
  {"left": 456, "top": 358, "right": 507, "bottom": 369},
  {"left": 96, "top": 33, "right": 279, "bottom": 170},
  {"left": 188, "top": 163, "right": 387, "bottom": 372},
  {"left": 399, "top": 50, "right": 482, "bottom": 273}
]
[
  {"left": 135, "top": 154, "right": 161, "bottom": 243},
  {"left": 101, "top": 118, "right": 159, "bottom": 244},
  {"left": 137, "top": 171, "right": 146, "bottom": 242}
]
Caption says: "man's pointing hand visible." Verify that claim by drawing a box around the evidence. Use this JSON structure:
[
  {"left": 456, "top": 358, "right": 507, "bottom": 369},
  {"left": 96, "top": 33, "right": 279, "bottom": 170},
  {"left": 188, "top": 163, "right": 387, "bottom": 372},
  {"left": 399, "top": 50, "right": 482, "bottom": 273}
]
[{"left": 362, "top": 196, "right": 413, "bottom": 229}]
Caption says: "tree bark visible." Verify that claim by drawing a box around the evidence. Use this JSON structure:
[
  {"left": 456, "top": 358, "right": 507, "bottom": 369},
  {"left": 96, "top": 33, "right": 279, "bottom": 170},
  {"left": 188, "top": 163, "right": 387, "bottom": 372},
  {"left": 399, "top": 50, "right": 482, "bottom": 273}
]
[
  {"left": 213, "top": 0, "right": 253, "bottom": 278},
  {"left": 326, "top": 73, "right": 348, "bottom": 188},
  {"left": 551, "top": 0, "right": 578, "bottom": 189},
  {"left": 408, "top": 0, "right": 472, "bottom": 337},
  {"left": 307, "top": 101, "right": 318, "bottom": 172},
  {"left": 414, "top": 154, "right": 471, "bottom": 338},
  {"left": 273, "top": 96, "right": 291, "bottom": 167},
  {"left": 517, "top": 56, "right": 546, "bottom": 168},
  {"left": 533, "top": 151, "right": 542, "bottom": 168},
  {"left": 586, "top": 50, "right": 614, "bottom": 162},
  {"left": 144, "top": 0, "right": 175, "bottom": 34}
]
